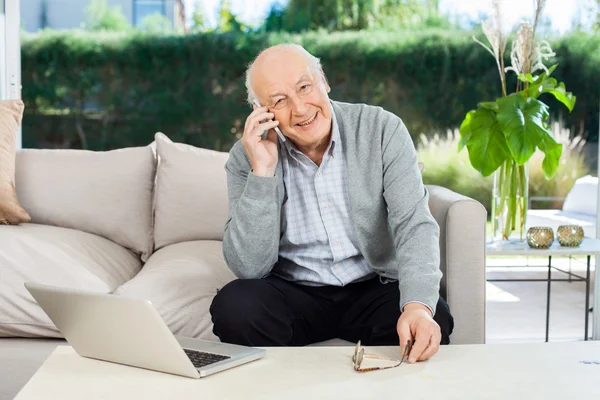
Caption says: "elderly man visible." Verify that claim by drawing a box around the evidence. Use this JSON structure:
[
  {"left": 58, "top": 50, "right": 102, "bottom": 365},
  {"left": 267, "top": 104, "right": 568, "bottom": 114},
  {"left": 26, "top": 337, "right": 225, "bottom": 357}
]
[{"left": 210, "top": 44, "right": 453, "bottom": 363}]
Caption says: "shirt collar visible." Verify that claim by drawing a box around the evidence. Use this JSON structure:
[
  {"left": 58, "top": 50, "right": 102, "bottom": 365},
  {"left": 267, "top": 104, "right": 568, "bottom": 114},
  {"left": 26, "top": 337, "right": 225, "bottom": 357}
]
[
  {"left": 329, "top": 102, "right": 340, "bottom": 158},
  {"left": 280, "top": 102, "right": 340, "bottom": 158}
]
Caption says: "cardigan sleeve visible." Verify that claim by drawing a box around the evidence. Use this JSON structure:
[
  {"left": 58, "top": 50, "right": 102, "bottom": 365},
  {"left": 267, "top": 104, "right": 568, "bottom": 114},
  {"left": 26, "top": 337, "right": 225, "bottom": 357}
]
[
  {"left": 221, "top": 141, "right": 281, "bottom": 279},
  {"left": 380, "top": 115, "right": 443, "bottom": 314}
]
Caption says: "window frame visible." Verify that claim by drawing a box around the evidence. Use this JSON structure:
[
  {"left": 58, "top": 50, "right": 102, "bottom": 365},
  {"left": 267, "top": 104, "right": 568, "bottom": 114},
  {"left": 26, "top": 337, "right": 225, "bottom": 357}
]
[
  {"left": 1, "top": 0, "right": 22, "bottom": 149},
  {"left": 132, "top": 0, "right": 166, "bottom": 27}
]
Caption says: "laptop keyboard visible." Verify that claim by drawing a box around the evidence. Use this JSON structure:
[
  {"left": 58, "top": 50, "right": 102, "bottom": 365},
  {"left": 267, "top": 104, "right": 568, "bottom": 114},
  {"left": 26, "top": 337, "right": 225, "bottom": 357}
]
[{"left": 183, "top": 348, "right": 231, "bottom": 368}]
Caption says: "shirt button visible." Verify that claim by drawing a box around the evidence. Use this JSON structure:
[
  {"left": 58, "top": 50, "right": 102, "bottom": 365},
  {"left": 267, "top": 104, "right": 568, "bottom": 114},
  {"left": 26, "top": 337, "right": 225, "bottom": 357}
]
[
  {"left": 323, "top": 204, "right": 329, "bottom": 210},
  {"left": 335, "top": 264, "right": 340, "bottom": 268},
  {"left": 334, "top": 240, "right": 340, "bottom": 246}
]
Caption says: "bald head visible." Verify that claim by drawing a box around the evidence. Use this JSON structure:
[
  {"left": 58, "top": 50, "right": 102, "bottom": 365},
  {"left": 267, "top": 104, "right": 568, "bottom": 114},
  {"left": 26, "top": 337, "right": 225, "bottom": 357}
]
[{"left": 245, "top": 44, "right": 324, "bottom": 106}]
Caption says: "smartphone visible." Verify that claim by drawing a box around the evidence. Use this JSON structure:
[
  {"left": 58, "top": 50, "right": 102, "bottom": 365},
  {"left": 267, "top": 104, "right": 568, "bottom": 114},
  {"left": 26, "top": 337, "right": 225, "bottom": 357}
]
[{"left": 253, "top": 99, "right": 286, "bottom": 142}]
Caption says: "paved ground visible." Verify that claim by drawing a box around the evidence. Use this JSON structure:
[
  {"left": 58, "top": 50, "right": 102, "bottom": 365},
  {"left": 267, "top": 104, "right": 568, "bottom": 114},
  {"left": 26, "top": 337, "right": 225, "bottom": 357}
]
[{"left": 486, "top": 255, "right": 595, "bottom": 343}]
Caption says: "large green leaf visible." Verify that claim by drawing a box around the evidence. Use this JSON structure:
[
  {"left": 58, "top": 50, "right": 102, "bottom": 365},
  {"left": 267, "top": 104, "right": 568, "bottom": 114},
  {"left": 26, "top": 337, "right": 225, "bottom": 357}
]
[
  {"left": 478, "top": 102, "right": 499, "bottom": 111},
  {"left": 496, "top": 95, "right": 549, "bottom": 165},
  {"left": 537, "top": 132, "right": 563, "bottom": 179},
  {"left": 520, "top": 64, "right": 576, "bottom": 112},
  {"left": 464, "top": 107, "right": 511, "bottom": 177},
  {"left": 458, "top": 110, "right": 475, "bottom": 151},
  {"left": 540, "top": 80, "right": 576, "bottom": 112}
]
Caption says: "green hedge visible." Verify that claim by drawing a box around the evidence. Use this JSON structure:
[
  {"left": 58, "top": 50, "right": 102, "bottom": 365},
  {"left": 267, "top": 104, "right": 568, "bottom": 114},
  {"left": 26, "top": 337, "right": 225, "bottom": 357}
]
[{"left": 20, "top": 29, "right": 600, "bottom": 151}]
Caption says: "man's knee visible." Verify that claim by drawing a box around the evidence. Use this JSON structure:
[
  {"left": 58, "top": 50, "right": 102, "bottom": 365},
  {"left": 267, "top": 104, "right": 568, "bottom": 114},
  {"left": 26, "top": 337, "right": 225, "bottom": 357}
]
[
  {"left": 209, "top": 278, "right": 296, "bottom": 346},
  {"left": 434, "top": 297, "right": 454, "bottom": 345},
  {"left": 210, "top": 279, "right": 265, "bottom": 330}
]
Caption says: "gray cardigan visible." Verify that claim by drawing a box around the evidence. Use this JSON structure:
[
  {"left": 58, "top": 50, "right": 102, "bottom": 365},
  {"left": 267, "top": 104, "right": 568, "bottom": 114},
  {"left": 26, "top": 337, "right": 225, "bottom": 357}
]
[{"left": 222, "top": 100, "right": 442, "bottom": 314}]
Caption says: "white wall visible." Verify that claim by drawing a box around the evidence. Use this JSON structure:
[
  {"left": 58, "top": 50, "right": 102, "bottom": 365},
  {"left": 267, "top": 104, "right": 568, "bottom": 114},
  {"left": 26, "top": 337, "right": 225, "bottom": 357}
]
[
  {"left": 0, "top": 0, "right": 6, "bottom": 100},
  {"left": 6, "top": 0, "right": 20, "bottom": 100},
  {"left": 2, "top": 0, "right": 22, "bottom": 148}
]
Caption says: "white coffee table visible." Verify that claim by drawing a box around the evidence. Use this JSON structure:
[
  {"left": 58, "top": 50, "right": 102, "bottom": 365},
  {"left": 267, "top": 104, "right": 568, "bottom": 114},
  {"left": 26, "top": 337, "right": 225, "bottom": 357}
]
[
  {"left": 487, "top": 237, "right": 600, "bottom": 342},
  {"left": 14, "top": 342, "right": 600, "bottom": 399}
]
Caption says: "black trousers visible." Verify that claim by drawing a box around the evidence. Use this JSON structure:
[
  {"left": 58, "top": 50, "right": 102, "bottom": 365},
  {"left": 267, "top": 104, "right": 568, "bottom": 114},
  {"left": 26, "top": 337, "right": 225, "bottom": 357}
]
[{"left": 210, "top": 275, "right": 454, "bottom": 347}]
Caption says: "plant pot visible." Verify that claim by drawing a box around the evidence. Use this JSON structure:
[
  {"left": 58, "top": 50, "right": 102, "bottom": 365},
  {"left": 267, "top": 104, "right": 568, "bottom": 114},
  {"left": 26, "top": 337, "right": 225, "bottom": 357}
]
[{"left": 491, "top": 159, "right": 529, "bottom": 242}]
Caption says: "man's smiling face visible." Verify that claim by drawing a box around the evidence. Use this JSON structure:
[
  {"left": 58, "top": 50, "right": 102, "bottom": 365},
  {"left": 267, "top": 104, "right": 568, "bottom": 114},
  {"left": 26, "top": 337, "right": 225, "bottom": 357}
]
[{"left": 251, "top": 47, "right": 332, "bottom": 152}]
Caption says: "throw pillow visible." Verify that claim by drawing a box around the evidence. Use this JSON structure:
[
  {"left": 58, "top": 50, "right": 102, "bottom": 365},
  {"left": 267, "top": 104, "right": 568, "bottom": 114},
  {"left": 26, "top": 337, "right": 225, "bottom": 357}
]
[
  {"left": 152, "top": 132, "right": 230, "bottom": 250},
  {"left": 15, "top": 146, "right": 156, "bottom": 260},
  {"left": 0, "top": 100, "right": 31, "bottom": 225}
]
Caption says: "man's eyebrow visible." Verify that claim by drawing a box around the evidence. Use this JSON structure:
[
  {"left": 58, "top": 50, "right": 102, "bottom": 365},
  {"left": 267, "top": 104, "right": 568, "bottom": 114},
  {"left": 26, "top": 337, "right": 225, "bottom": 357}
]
[
  {"left": 268, "top": 75, "right": 313, "bottom": 98},
  {"left": 296, "top": 74, "right": 312, "bottom": 84}
]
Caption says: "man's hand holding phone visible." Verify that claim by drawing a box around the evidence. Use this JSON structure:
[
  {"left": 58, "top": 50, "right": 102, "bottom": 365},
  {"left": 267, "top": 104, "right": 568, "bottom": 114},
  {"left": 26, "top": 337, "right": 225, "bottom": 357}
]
[{"left": 242, "top": 102, "right": 280, "bottom": 177}]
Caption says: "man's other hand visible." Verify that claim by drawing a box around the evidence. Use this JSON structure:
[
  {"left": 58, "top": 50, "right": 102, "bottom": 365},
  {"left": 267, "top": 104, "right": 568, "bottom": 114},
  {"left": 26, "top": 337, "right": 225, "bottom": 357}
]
[{"left": 396, "top": 303, "right": 441, "bottom": 363}]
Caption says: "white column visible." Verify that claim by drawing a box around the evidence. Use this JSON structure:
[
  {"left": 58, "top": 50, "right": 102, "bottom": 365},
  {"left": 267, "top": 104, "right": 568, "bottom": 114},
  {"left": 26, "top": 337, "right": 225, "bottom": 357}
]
[
  {"left": 594, "top": 101, "right": 600, "bottom": 340},
  {"left": 0, "top": 0, "right": 5, "bottom": 100},
  {"left": 3, "top": 0, "right": 22, "bottom": 149}
]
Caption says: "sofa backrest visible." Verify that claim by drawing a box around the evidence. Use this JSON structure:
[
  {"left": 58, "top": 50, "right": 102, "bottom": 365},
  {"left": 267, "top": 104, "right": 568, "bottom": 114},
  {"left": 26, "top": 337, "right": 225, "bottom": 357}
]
[
  {"left": 562, "top": 175, "right": 598, "bottom": 216},
  {"left": 14, "top": 133, "right": 420, "bottom": 256},
  {"left": 14, "top": 134, "right": 232, "bottom": 258}
]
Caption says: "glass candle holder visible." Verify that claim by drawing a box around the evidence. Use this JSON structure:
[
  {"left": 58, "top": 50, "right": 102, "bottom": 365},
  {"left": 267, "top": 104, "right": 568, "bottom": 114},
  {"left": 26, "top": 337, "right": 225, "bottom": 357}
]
[
  {"left": 557, "top": 225, "right": 584, "bottom": 247},
  {"left": 526, "top": 227, "right": 554, "bottom": 249}
]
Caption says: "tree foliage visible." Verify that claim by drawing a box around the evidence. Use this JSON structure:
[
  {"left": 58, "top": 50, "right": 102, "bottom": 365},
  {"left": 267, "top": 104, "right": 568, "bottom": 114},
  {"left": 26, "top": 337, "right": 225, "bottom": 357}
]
[
  {"left": 263, "top": 0, "right": 445, "bottom": 32},
  {"left": 19, "top": 29, "right": 599, "bottom": 152},
  {"left": 83, "top": 0, "right": 130, "bottom": 32}
]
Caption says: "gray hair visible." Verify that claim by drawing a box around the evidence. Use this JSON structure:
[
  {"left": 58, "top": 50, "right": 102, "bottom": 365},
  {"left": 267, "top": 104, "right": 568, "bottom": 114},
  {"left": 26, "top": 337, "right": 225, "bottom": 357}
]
[{"left": 244, "top": 44, "right": 324, "bottom": 106}]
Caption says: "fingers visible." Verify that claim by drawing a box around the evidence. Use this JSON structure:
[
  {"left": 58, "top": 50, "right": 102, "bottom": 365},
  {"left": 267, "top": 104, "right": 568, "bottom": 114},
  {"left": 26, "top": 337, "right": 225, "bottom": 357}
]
[
  {"left": 253, "top": 120, "right": 279, "bottom": 141},
  {"left": 243, "top": 106, "right": 260, "bottom": 133},
  {"left": 397, "top": 318, "right": 412, "bottom": 358},
  {"left": 417, "top": 328, "right": 441, "bottom": 361},
  {"left": 246, "top": 116, "right": 278, "bottom": 141},
  {"left": 249, "top": 112, "right": 275, "bottom": 131},
  {"left": 408, "top": 323, "right": 431, "bottom": 364},
  {"left": 244, "top": 106, "right": 270, "bottom": 133},
  {"left": 243, "top": 110, "right": 279, "bottom": 143}
]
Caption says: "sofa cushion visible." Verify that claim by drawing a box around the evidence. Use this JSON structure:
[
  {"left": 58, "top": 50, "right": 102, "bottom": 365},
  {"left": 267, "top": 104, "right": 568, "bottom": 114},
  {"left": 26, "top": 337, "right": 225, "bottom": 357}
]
[
  {"left": 0, "top": 223, "right": 142, "bottom": 337},
  {"left": 562, "top": 175, "right": 598, "bottom": 216},
  {"left": 0, "top": 100, "right": 31, "bottom": 225},
  {"left": 15, "top": 146, "right": 156, "bottom": 260},
  {"left": 115, "top": 240, "right": 236, "bottom": 341},
  {"left": 153, "top": 132, "right": 229, "bottom": 250}
]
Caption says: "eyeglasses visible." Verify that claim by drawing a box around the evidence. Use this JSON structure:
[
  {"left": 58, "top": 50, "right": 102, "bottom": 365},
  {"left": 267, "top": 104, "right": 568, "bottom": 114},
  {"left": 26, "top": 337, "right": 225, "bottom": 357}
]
[
  {"left": 267, "top": 79, "right": 317, "bottom": 111},
  {"left": 352, "top": 339, "right": 412, "bottom": 373}
]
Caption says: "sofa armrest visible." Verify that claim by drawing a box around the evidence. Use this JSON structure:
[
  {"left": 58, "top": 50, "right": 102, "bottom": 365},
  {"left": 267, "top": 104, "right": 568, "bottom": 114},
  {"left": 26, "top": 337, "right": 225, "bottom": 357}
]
[{"left": 426, "top": 185, "right": 487, "bottom": 345}]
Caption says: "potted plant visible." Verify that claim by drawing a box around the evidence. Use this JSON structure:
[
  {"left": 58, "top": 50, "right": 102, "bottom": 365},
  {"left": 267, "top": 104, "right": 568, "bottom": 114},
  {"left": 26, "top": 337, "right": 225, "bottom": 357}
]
[{"left": 459, "top": 0, "right": 576, "bottom": 241}]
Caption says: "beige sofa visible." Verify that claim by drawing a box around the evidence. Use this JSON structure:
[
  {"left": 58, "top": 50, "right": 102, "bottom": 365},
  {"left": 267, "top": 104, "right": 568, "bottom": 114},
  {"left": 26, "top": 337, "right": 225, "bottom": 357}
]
[{"left": 0, "top": 132, "right": 487, "bottom": 400}]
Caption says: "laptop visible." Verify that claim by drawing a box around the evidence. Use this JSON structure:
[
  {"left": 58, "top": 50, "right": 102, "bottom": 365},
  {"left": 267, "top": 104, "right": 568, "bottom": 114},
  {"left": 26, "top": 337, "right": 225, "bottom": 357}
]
[{"left": 24, "top": 282, "right": 265, "bottom": 379}]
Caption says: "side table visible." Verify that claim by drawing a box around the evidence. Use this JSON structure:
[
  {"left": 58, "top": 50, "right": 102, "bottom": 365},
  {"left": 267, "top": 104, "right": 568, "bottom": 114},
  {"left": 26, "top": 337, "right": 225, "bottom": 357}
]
[{"left": 486, "top": 237, "right": 600, "bottom": 342}]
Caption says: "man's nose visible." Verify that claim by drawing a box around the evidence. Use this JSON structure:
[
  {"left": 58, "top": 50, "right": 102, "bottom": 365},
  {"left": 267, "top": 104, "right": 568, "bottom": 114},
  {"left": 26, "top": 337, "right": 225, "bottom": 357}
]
[{"left": 289, "top": 94, "right": 307, "bottom": 115}]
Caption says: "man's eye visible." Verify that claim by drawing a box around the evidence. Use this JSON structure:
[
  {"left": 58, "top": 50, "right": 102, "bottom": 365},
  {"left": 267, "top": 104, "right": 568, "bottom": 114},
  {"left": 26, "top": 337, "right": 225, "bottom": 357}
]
[
  {"left": 300, "top": 84, "right": 310, "bottom": 91},
  {"left": 275, "top": 99, "right": 283, "bottom": 105}
]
